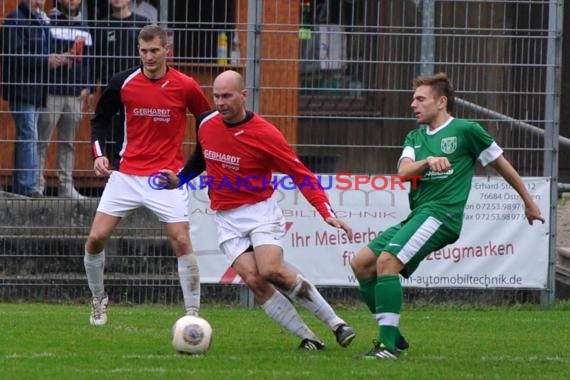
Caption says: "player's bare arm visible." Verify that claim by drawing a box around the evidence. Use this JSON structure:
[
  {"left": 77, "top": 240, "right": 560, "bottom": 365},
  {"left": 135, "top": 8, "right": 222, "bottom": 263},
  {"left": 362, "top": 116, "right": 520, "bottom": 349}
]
[
  {"left": 93, "top": 156, "right": 111, "bottom": 177},
  {"left": 325, "top": 217, "right": 354, "bottom": 241},
  {"left": 489, "top": 155, "right": 545, "bottom": 225},
  {"left": 398, "top": 156, "right": 451, "bottom": 177}
]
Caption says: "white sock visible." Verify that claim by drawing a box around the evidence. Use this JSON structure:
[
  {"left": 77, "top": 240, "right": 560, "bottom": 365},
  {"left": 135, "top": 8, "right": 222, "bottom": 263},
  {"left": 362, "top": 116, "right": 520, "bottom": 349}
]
[
  {"left": 177, "top": 253, "right": 200, "bottom": 316},
  {"left": 287, "top": 274, "right": 344, "bottom": 331},
  {"left": 84, "top": 248, "right": 105, "bottom": 298},
  {"left": 261, "top": 290, "right": 320, "bottom": 341}
]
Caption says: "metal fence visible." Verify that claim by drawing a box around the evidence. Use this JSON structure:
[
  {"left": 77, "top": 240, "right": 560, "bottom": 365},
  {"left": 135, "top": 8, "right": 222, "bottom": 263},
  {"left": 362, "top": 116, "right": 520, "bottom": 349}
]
[{"left": 0, "top": 0, "right": 563, "bottom": 305}]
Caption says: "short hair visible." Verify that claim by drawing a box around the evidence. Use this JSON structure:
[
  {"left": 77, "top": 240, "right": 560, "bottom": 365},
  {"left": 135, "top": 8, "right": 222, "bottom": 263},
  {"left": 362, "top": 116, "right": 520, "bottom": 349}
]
[
  {"left": 414, "top": 72, "right": 455, "bottom": 113},
  {"left": 138, "top": 24, "right": 167, "bottom": 46}
]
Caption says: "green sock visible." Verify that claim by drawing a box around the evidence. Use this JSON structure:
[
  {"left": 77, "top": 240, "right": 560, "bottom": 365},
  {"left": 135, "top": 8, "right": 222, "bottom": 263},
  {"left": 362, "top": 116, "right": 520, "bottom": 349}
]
[
  {"left": 375, "top": 274, "right": 403, "bottom": 352},
  {"left": 396, "top": 329, "right": 405, "bottom": 342},
  {"left": 357, "top": 276, "right": 376, "bottom": 313}
]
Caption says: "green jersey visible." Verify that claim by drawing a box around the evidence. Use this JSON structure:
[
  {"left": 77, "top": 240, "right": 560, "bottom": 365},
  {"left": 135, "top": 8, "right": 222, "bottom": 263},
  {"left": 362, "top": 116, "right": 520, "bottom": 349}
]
[{"left": 402, "top": 117, "right": 502, "bottom": 233}]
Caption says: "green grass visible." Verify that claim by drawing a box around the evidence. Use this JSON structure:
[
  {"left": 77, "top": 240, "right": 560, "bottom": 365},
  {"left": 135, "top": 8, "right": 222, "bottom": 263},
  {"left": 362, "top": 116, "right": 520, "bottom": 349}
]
[{"left": 1, "top": 302, "right": 570, "bottom": 379}]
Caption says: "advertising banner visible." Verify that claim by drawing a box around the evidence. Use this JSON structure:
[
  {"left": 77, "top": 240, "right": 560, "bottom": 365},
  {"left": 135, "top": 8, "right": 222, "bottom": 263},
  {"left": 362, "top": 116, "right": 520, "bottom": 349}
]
[{"left": 189, "top": 176, "right": 550, "bottom": 289}]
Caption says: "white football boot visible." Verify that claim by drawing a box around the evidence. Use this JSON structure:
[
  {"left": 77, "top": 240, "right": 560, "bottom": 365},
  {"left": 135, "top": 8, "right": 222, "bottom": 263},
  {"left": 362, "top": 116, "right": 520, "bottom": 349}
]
[{"left": 89, "top": 293, "right": 109, "bottom": 326}]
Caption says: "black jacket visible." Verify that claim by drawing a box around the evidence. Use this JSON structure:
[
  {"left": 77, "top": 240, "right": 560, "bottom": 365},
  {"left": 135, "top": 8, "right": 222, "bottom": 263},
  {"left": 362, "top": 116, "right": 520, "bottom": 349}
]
[
  {"left": 46, "top": 7, "right": 93, "bottom": 96},
  {"left": 1, "top": 4, "right": 53, "bottom": 107},
  {"left": 93, "top": 13, "right": 149, "bottom": 85}
]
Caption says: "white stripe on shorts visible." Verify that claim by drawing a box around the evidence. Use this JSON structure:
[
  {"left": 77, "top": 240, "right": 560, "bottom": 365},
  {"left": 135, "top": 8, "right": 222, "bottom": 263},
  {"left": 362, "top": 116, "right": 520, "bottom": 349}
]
[{"left": 397, "top": 216, "right": 442, "bottom": 264}]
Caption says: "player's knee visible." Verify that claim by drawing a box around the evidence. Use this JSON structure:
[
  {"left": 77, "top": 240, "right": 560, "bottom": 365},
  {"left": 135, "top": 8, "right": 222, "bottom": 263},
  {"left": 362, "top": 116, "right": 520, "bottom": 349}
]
[
  {"left": 169, "top": 235, "right": 190, "bottom": 255},
  {"left": 169, "top": 232, "right": 189, "bottom": 246},
  {"left": 258, "top": 266, "right": 287, "bottom": 285},
  {"left": 86, "top": 230, "right": 108, "bottom": 251},
  {"left": 377, "top": 252, "right": 403, "bottom": 275},
  {"left": 350, "top": 252, "right": 376, "bottom": 279},
  {"left": 349, "top": 257, "right": 362, "bottom": 276},
  {"left": 85, "top": 238, "right": 103, "bottom": 254},
  {"left": 242, "top": 273, "right": 267, "bottom": 293}
]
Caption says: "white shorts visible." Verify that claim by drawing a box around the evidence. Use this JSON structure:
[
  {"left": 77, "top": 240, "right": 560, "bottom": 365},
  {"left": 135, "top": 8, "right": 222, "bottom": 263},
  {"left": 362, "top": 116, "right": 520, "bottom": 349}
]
[
  {"left": 215, "top": 198, "right": 286, "bottom": 264},
  {"left": 97, "top": 171, "right": 190, "bottom": 223}
]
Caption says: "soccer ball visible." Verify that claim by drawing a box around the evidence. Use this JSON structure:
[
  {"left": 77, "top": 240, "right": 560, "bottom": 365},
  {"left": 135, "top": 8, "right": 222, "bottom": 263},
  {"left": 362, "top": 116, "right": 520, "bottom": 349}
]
[{"left": 171, "top": 315, "right": 212, "bottom": 355}]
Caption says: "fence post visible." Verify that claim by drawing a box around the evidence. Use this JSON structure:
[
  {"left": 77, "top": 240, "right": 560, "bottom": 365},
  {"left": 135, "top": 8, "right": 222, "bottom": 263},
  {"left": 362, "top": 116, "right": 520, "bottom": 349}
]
[
  {"left": 239, "top": 285, "right": 255, "bottom": 308},
  {"left": 541, "top": 0, "right": 564, "bottom": 306},
  {"left": 245, "top": 0, "right": 263, "bottom": 113}
]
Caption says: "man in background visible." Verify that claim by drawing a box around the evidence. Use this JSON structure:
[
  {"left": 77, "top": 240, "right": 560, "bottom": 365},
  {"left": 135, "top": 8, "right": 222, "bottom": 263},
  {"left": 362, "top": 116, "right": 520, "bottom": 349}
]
[
  {"left": 37, "top": 0, "right": 93, "bottom": 199},
  {"left": 1, "top": 0, "right": 68, "bottom": 197},
  {"left": 93, "top": 0, "right": 149, "bottom": 170}
]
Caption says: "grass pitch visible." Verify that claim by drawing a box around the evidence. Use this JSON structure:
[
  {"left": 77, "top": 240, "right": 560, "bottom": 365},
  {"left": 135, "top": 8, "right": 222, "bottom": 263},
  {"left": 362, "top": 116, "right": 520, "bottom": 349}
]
[{"left": 1, "top": 302, "right": 569, "bottom": 379}]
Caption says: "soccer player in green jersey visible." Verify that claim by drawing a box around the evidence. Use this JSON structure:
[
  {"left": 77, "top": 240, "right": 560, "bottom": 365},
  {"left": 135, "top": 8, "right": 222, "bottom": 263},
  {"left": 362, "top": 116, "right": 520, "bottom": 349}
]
[{"left": 350, "top": 72, "right": 545, "bottom": 360}]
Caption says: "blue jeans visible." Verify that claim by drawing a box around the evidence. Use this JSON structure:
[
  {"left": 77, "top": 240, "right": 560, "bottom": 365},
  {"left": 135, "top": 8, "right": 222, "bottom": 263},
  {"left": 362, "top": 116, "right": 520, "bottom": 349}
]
[{"left": 9, "top": 102, "right": 40, "bottom": 195}]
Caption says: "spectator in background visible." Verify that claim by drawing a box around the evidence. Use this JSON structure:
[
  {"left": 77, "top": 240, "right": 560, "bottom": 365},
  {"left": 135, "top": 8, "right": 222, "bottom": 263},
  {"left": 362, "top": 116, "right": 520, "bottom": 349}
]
[
  {"left": 129, "top": 0, "right": 157, "bottom": 23},
  {"left": 1, "top": 0, "right": 69, "bottom": 198},
  {"left": 95, "top": 0, "right": 149, "bottom": 85},
  {"left": 37, "top": 0, "right": 93, "bottom": 199},
  {"left": 93, "top": 0, "right": 149, "bottom": 169}
]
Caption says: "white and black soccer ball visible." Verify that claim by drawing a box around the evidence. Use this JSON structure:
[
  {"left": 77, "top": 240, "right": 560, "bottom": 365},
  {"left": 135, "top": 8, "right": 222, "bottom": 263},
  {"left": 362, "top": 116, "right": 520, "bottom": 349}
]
[{"left": 171, "top": 315, "right": 212, "bottom": 355}]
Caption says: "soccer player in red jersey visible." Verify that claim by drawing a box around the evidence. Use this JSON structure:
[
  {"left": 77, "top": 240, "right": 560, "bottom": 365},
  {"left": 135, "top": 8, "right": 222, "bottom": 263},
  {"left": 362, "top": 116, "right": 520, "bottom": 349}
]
[
  {"left": 84, "top": 25, "right": 211, "bottom": 326},
  {"left": 162, "top": 70, "right": 356, "bottom": 350}
]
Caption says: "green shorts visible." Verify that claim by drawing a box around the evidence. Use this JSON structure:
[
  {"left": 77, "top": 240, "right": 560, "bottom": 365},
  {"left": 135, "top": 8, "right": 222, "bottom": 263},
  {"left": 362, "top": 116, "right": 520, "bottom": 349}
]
[{"left": 368, "top": 211, "right": 459, "bottom": 278}]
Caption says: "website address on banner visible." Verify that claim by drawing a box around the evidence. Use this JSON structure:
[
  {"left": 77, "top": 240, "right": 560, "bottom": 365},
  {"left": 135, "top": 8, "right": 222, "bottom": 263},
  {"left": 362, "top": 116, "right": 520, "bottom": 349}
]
[{"left": 347, "top": 273, "right": 523, "bottom": 287}]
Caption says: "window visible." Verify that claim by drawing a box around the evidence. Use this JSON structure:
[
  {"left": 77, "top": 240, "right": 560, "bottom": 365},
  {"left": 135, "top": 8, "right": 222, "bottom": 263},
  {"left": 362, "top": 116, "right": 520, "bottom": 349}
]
[{"left": 299, "top": 0, "right": 381, "bottom": 115}]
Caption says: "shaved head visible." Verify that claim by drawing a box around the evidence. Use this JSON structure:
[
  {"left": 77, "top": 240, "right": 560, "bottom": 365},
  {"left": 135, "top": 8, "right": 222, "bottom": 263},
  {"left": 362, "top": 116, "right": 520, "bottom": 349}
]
[
  {"left": 212, "top": 70, "right": 247, "bottom": 123},
  {"left": 213, "top": 70, "right": 244, "bottom": 92}
]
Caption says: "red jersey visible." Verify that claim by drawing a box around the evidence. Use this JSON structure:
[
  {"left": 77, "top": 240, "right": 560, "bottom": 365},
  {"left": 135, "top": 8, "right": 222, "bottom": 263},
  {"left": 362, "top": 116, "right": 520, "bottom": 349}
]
[
  {"left": 91, "top": 66, "right": 210, "bottom": 175},
  {"left": 184, "top": 111, "right": 335, "bottom": 219}
]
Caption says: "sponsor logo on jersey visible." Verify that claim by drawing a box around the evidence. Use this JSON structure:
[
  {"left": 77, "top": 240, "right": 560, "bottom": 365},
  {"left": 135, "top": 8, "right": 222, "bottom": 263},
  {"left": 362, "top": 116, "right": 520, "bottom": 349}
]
[
  {"left": 203, "top": 150, "right": 241, "bottom": 171},
  {"left": 424, "top": 168, "right": 454, "bottom": 178},
  {"left": 133, "top": 107, "right": 171, "bottom": 123},
  {"left": 133, "top": 108, "right": 171, "bottom": 116}
]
